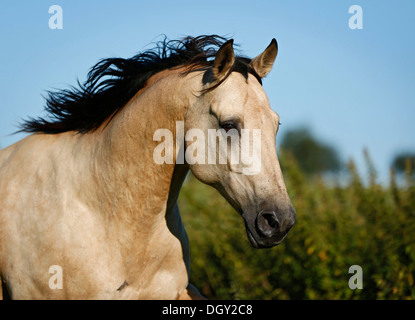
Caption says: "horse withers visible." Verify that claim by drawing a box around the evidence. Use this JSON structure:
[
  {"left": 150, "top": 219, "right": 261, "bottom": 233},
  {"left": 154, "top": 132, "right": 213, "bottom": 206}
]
[{"left": 0, "top": 36, "right": 295, "bottom": 299}]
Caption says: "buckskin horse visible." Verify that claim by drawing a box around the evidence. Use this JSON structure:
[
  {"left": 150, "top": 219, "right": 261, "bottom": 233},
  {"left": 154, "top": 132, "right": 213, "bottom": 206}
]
[{"left": 0, "top": 35, "right": 296, "bottom": 299}]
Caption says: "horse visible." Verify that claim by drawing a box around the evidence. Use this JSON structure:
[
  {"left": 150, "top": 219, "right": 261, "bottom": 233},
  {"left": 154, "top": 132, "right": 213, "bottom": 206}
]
[{"left": 0, "top": 35, "right": 296, "bottom": 299}]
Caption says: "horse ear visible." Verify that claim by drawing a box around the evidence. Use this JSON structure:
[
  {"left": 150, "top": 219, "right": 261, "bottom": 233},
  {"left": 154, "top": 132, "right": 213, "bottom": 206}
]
[
  {"left": 212, "top": 39, "right": 235, "bottom": 82},
  {"left": 250, "top": 38, "right": 278, "bottom": 78}
]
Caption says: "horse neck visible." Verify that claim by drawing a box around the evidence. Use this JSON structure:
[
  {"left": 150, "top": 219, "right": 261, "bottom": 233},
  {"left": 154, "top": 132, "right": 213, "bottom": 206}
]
[{"left": 92, "top": 69, "right": 195, "bottom": 229}]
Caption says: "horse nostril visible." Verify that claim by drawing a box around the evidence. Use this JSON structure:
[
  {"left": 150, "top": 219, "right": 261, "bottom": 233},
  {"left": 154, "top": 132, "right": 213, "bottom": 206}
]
[
  {"left": 265, "top": 214, "right": 278, "bottom": 228},
  {"left": 256, "top": 211, "right": 280, "bottom": 238}
]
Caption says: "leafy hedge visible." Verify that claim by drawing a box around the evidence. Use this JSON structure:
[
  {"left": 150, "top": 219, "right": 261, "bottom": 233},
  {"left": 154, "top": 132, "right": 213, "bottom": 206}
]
[{"left": 178, "top": 151, "right": 415, "bottom": 299}]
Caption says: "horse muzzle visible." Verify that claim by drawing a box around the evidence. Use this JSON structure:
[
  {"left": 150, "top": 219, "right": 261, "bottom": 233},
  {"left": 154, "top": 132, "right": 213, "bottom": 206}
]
[{"left": 243, "top": 206, "right": 296, "bottom": 249}]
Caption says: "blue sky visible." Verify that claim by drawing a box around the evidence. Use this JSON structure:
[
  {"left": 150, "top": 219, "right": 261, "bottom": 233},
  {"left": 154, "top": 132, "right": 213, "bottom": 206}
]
[{"left": 0, "top": 0, "right": 414, "bottom": 183}]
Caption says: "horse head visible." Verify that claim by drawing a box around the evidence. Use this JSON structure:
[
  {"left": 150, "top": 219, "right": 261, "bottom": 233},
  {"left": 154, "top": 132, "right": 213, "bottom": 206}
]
[{"left": 184, "top": 39, "right": 296, "bottom": 248}]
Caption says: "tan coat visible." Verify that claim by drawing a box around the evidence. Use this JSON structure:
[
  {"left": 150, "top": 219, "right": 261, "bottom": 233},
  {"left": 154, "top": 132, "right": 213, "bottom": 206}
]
[{"left": 0, "top": 39, "right": 294, "bottom": 299}]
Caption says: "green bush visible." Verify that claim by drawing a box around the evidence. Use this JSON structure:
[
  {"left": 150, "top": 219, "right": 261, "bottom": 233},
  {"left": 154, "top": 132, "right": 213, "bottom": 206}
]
[{"left": 178, "top": 151, "right": 415, "bottom": 300}]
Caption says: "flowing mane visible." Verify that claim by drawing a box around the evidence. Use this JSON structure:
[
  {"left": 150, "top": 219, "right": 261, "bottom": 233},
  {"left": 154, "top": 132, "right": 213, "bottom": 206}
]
[{"left": 19, "top": 35, "right": 262, "bottom": 134}]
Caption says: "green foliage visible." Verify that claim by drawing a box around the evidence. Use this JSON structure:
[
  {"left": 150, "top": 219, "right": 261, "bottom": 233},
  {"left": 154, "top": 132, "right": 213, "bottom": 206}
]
[
  {"left": 178, "top": 151, "right": 415, "bottom": 300},
  {"left": 392, "top": 152, "right": 415, "bottom": 176},
  {"left": 279, "top": 127, "right": 341, "bottom": 175}
]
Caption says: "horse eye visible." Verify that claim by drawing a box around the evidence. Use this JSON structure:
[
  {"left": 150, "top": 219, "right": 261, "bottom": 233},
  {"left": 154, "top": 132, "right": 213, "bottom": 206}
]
[{"left": 220, "top": 121, "right": 236, "bottom": 132}]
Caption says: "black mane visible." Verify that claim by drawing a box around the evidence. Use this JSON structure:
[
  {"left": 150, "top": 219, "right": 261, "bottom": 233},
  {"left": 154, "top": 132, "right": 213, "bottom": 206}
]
[{"left": 19, "top": 35, "right": 261, "bottom": 134}]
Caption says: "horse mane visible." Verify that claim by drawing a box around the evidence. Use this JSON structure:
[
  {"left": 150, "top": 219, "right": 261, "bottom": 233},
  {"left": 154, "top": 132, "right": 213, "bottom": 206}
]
[{"left": 19, "top": 35, "right": 262, "bottom": 134}]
